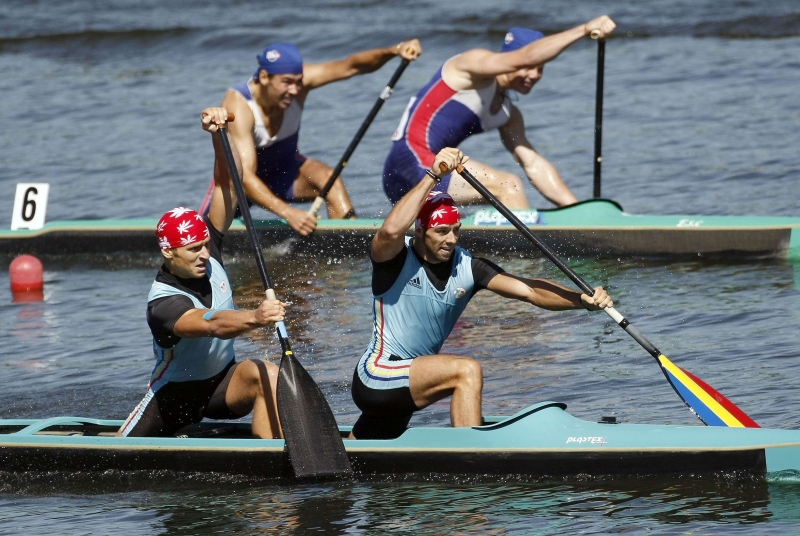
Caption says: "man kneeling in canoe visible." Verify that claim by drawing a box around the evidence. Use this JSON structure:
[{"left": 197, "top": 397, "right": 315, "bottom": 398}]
[
  {"left": 119, "top": 107, "right": 286, "bottom": 438},
  {"left": 350, "top": 147, "right": 614, "bottom": 439}
]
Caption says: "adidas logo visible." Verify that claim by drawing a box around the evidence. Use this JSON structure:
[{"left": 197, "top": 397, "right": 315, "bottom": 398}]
[{"left": 408, "top": 276, "right": 422, "bottom": 289}]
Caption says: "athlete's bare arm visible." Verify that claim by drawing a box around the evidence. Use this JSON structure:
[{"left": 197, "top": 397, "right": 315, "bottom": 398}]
[
  {"left": 486, "top": 273, "right": 612, "bottom": 311},
  {"left": 445, "top": 16, "right": 616, "bottom": 89},
  {"left": 372, "top": 148, "right": 467, "bottom": 262},
  {"left": 302, "top": 38, "right": 422, "bottom": 92},
  {"left": 201, "top": 107, "right": 241, "bottom": 234},
  {"left": 220, "top": 90, "right": 317, "bottom": 236},
  {"left": 499, "top": 107, "right": 578, "bottom": 206},
  {"left": 172, "top": 299, "right": 287, "bottom": 339}
]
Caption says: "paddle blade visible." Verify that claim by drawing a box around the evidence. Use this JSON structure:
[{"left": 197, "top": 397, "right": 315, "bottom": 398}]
[
  {"left": 656, "top": 354, "right": 759, "bottom": 428},
  {"left": 277, "top": 350, "right": 353, "bottom": 478}
]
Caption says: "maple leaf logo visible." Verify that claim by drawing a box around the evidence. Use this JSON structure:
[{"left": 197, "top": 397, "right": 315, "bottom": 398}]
[
  {"left": 168, "top": 207, "right": 193, "bottom": 218},
  {"left": 430, "top": 208, "right": 447, "bottom": 221},
  {"left": 176, "top": 220, "right": 193, "bottom": 234}
]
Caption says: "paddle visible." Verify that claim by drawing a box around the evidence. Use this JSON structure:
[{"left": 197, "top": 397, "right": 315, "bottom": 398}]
[
  {"left": 447, "top": 162, "right": 759, "bottom": 428},
  {"left": 592, "top": 34, "right": 605, "bottom": 198},
  {"left": 308, "top": 58, "right": 411, "bottom": 218},
  {"left": 215, "top": 118, "right": 353, "bottom": 478}
]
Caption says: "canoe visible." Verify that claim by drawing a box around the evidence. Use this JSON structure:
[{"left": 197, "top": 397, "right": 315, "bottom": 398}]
[
  {"left": 3, "top": 401, "right": 800, "bottom": 481},
  {"left": 3, "top": 199, "right": 800, "bottom": 259}
]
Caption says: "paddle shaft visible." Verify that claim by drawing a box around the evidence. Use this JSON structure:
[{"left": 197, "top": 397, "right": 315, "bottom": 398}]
[
  {"left": 217, "top": 129, "right": 274, "bottom": 292},
  {"left": 452, "top": 163, "right": 661, "bottom": 360},
  {"left": 216, "top": 125, "right": 352, "bottom": 477},
  {"left": 593, "top": 38, "right": 605, "bottom": 198},
  {"left": 308, "top": 58, "right": 410, "bottom": 217}
]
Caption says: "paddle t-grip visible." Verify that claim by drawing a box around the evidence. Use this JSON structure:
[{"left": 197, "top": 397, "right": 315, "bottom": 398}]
[
  {"left": 202, "top": 111, "right": 235, "bottom": 122},
  {"left": 590, "top": 29, "right": 603, "bottom": 39}
]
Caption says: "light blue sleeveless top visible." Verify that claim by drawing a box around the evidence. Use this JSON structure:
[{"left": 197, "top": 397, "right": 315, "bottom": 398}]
[
  {"left": 146, "top": 257, "right": 236, "bottom": 385},
  {"left": 356, "top": 237, "right": 475, "bottom": 390}
]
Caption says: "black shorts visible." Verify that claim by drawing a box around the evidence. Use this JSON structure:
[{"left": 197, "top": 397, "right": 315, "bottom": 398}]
[
  {"left": 121, "top": 360, "right": 245, "bottom": 437},
  {"left": 351, "top": 371, "right": 419, "bottom": 440}
]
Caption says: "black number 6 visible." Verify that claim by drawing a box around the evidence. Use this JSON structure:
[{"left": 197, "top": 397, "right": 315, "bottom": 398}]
[{"left": 22, "top": 187, "right": 38, "bottom": 222}]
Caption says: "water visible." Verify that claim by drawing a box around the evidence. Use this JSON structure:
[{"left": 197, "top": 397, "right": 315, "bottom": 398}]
[{"left": 2, "top": 0, "right": 800, "bottom": 533}]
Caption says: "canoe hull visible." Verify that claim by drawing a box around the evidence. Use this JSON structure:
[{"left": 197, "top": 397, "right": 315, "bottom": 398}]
[
  {"left": 2, "top": 403, "right": 799, "bottom": 481},
  {"left": 3, "top": 200, "right": 799, "bottom": 259}
]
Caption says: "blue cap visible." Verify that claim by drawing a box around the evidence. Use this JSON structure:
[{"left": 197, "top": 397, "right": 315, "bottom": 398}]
[
  {"left": 501, "top": 28, "right": 545, "bottom": 53},
  {"left": 254, "top": 43, "right": 303, "bottom": 79}
]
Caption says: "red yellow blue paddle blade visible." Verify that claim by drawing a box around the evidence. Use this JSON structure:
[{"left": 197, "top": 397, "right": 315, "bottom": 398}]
[{"left": 657, "top": 354, "right": 759, "bottom": 428}]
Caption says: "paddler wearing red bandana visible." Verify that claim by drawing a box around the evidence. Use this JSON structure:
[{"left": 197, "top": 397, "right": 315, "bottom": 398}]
[
  {"left": 119, "top": 107, "right": 286, "bottom": 439},
  {"left": 350, "top": 147, "right": 615, "bottom": 440}
]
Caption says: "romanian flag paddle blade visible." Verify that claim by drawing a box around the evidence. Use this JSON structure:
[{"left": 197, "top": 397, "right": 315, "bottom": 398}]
[
  {"left": 657, "top": 354, "right": 760, "bottom": 428},
  {"left": 452, "top": 164, "right": 759, "bottom": 429}
]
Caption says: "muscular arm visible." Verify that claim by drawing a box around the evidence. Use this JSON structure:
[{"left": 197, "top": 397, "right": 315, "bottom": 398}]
[
  {"left": 487, "top": 273, "right": 612, "bottom": 311},
  {"left": 372, "top": 168, "right": 438, "bottom": 262},
  {"left": 202, "top": 108, "right": 242, "bottom": 234},
  {"left": 172, "top": 300, "right": 287, "bottom": 339},
  {"left": 302, "top": 38, "right": 421, "bottom": 91},
  {"left": 499, "top": 107, "right": 577, "bottom": 206},
  {"left": 371, "top": 148, "right": 464, "bottom": 262},
  {"left": 445, "top": 16, "right": 615, "bottom": 88}
]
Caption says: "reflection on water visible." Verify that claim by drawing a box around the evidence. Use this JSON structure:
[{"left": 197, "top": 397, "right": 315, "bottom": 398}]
[{"left": 2, "top": 472, "right": 793, "bottom": 534}]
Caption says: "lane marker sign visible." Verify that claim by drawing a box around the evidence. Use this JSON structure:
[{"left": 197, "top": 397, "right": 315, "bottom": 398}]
[{"left": 11, "top": 183, "right": 50, "bottom": 230}]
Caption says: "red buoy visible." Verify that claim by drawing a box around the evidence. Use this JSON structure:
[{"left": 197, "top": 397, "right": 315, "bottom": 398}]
[{"left": 9, "top": 254, "right": 44, "bottom": 292}]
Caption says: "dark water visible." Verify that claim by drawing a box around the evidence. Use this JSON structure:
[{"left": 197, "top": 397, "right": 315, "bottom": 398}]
[{"left": 2, "top": 0, "right": 800, "bottom": 533}]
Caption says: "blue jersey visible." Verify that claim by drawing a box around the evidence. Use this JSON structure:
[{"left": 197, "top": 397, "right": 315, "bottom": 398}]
[
  {"left": 231, "top": 81, "right": 306, "bottom": 200},
  {"left": 146, "top": 257, "right": 236, "bottom": 386},
  {"left": 356, "top": 238, "right": 476, "bottom": 390},
  {"left": 200, "top": 81, "right": 306, "bottom": 214}
]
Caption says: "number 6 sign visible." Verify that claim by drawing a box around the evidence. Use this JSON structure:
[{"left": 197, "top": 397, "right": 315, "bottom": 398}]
[{"left": 11, "top": 183, "right": 50, "bottom": 230}]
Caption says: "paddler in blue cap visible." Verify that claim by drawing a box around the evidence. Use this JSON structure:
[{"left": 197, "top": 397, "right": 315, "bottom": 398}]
[
  {"left": 382, "top": 16, "right": 616, "bottom": 209},
  {"left": 200, "top": 39, "right": 422, "bottom": 236}
]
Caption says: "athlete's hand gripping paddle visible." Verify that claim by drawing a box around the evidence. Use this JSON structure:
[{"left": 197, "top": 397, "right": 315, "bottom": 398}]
[
  {"left": 444, "top": 161, "right": 758, "bottom": 428},
  {"left": 308, "top": 56, "right": 412, "bottom": 219},
  {"left": 216, "top": 117, "right": 353, "bottom": 478}
]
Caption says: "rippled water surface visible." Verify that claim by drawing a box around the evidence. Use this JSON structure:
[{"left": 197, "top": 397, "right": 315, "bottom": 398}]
[{"left": 2, "top": 0, "right": 800, "bottom": 533}]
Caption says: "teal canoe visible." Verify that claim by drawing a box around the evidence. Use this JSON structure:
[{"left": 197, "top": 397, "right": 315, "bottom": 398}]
[
  {"left": 3, "top": 401, "right": 800, "bottom": 480},
  {"left": 3, "top": 200, "right": 800, "bottom": 258}
]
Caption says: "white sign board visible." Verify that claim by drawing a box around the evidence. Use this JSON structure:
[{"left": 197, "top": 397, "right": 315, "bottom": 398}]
[{"left": 11, "top": 183, "right": 50, "bottom": 230}]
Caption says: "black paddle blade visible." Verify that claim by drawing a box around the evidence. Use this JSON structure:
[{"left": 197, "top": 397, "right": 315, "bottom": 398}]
[{"left": 277, "top": 351, "right": 353, "bottom": 478}]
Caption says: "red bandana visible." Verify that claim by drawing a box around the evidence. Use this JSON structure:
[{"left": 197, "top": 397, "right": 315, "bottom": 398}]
[
  {"left": 416, "top": 191, "right": 461, "bottom": 229},
  {"left": 156, "top": 207, "right": 210, "bottom": 250}
]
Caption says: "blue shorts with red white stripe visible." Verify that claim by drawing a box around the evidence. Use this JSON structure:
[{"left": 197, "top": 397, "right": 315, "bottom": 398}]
[{"left": 382, "top": 140, "right": 453, "bottom": 204}]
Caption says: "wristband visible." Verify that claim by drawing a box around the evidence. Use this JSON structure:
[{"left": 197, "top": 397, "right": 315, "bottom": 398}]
[{"left": 425, "top": 169, "right": 441, "bottom": 184}]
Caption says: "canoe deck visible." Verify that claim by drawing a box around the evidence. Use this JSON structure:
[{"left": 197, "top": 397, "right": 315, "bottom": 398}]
[{"left": 3, "top": 200, "right": 800, "bottom": 259}]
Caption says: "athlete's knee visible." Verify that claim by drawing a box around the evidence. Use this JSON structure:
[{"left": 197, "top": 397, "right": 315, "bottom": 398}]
[
  {"left": 498, "top": 173, "right": 524, "bottom": 195},
  {"left": 236, "top": 360, "right": 268, "bottom": 396},
  {"left": 455, "top": 358, "right": 483, "bottom": 389}
]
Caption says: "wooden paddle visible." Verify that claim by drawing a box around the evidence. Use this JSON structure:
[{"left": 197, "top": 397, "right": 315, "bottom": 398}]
[
  {"left": 216, "top": 119, "right": 353, "bottom": 478},
  {"left": 308, "top": 57, "right": 411, "bottom": 218},
  {"left": 447, "top": 162, "right": 759, "bottom": 428}
]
